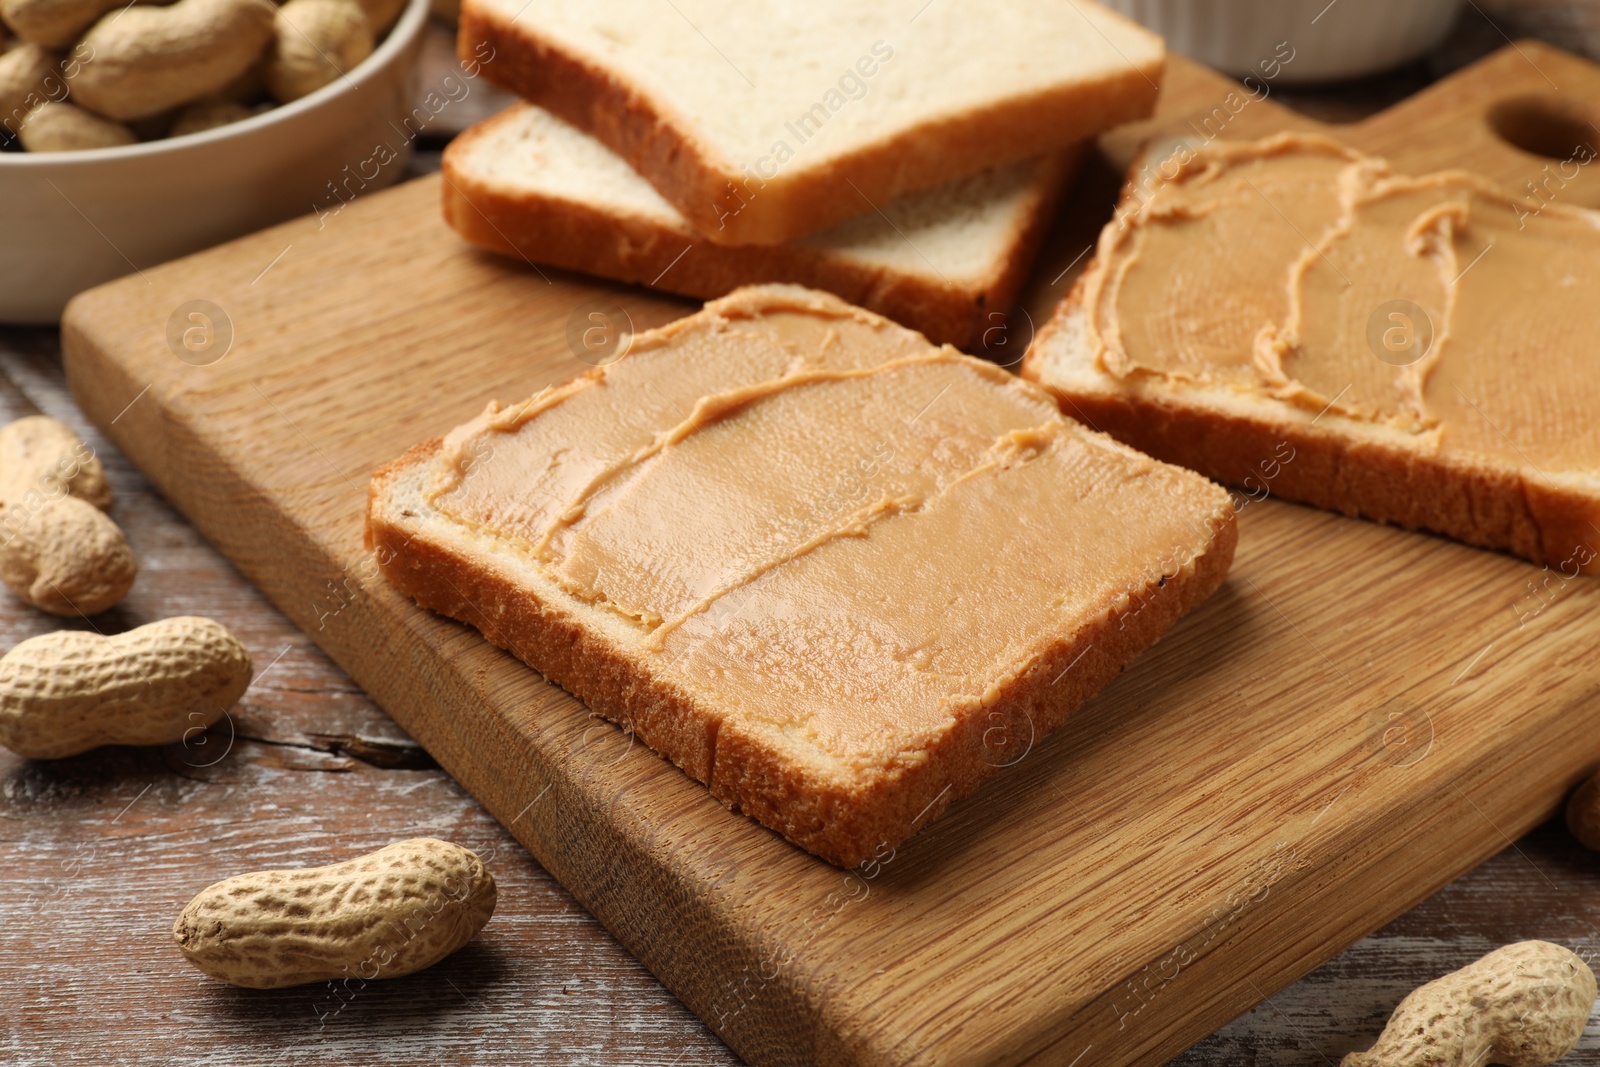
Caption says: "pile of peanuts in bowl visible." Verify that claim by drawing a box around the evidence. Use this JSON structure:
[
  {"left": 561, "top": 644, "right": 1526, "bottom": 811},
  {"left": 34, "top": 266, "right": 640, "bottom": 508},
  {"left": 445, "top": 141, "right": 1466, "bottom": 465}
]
[{"left": 0, "top": 0, "right": 406, "bottom": 153}]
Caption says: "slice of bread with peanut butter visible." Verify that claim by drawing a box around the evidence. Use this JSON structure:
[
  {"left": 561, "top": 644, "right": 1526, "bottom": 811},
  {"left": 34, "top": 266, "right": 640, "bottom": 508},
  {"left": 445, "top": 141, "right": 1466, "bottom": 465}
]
[
  {"left": 458, "top": 0, "right": 1163, "bottom": 246},
  {"left": 442, "top": 103, "right": 1077, "bottom": 351},
  {"left": 367, "top": 285, "right": 1236, "bottom": 867},
  {"left": 1024, "top": 133, "right": 1600, "bottom": 574}
]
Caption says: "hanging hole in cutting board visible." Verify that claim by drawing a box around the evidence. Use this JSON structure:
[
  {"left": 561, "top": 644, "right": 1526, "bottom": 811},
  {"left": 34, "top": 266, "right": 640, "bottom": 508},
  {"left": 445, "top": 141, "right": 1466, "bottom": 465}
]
[{"left": 1486, "top": 93, "right": 1600, "bottom": 160}]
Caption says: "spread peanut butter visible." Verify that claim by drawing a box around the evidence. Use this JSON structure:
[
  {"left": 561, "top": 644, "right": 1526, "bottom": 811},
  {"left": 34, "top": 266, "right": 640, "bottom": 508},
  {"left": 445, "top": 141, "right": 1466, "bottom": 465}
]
[
  {"left": 1084, "top": 133, "right": 1600, "bottom": 564},
  {"left": 426, "top": 287, "right": 1231, "bottom": 769}
]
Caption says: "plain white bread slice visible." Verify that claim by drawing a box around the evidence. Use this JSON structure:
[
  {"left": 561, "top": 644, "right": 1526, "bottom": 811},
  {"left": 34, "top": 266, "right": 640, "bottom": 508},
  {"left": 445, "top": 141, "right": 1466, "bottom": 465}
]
[
  {"left": 458, "top": 0, "right": 1163, "bottom": 245},
  {"left": 442, "top": 103, "right": 1076, "bottom": 350}
]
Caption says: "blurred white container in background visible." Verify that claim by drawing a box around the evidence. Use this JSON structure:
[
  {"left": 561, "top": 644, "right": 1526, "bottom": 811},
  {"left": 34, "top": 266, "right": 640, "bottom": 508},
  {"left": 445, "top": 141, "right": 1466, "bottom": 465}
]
[{"left": 1102, "top": 0, "right": 1466, "bottom": 82}]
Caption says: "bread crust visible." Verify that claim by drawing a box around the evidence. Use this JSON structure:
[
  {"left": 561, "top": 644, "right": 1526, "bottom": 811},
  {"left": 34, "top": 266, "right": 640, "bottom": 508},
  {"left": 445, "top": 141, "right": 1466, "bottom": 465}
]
[
  {"left": 459, "top": 0, "right": 1159, "bottom": 246},
  {"left": 439, "top": 112, "right": 1075, "bottom": 351},
  {"left": 367, "top": 432, "right": 1236, "bottom": 869}
]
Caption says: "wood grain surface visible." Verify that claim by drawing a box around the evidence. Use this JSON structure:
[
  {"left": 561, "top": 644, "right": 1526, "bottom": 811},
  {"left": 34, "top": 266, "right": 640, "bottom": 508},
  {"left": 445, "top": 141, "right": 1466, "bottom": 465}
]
[
  {"left": 52, "top": 38, "right": 1600, "bottom": 1067},
  {"left": 7, "top": 332, "right": 1600, "bottom": 1067},
  {"left": 5, "top": 15, "right": 1600, "bottom": 1067}
]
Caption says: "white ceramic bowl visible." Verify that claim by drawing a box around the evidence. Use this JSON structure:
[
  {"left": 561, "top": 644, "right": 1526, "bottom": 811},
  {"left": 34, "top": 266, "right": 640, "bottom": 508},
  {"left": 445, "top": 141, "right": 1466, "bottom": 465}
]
[
  {"left": 1103, "top": 0, "right": 1465, "bottom": 83},
  {"left": 0, "top": 0, "right": 430, "bottom": 324}
]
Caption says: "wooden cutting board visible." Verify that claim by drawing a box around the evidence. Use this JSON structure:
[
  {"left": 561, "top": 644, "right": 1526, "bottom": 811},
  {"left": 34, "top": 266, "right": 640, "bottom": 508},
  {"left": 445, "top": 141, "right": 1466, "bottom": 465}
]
[{"left": 60, "top": 41, "right": 1600, "bottom": 1067}]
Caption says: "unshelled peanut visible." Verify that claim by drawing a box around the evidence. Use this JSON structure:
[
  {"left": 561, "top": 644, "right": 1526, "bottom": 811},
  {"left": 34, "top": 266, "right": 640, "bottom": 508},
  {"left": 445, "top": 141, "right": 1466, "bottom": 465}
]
[
  {"left": 19, "top": 99, "right": 137, "bottom": 150},
  {"left": 0, "top": 416, "right": 134, "bottom": 616},
  {"left": 0, "top": 40, "right": 56, "bottom": 131},
  {"left": 71, "top": 0, "right": 277, "bottom": 120},
  {"left": 0, "top": 616, "right": 252, "bottom": 759},
  {"left": 0, "top": 496, "right": 134, "bottom": 614},
  {"left": 1565, "top": 769, "right": 1600, "bottom": 850},
  {"left": 0, "top": 415, "right": 111, "bottom": 509},
  {"left": 1342, "top": 940, "right": 1596, "bottom": 1067},
  {"left": 0, "top": 0, "right": 143, "bottom": 49},
  {"left": 265, "top": 0, "right": 373, "bottom": 104},
  {"left": 174, "top": 838, "right": 496, "bottom": 988}
]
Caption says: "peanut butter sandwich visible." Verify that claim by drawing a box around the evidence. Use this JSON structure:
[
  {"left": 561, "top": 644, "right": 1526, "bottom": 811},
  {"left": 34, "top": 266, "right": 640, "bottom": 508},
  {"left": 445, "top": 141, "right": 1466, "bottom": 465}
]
[
  {"left": 1025, "top": 133, "right": 1600, "bottom": 573},
  {"left": 368, "top": 285, "right": 1236, "bottom": 866}
]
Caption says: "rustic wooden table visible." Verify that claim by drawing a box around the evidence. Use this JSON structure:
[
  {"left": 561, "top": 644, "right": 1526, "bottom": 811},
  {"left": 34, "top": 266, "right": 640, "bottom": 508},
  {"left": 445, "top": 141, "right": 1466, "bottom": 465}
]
[{"left": 5, "top": 9, "right": 1600, "bottom": 1065}]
